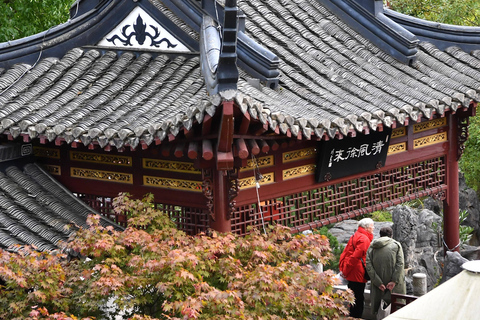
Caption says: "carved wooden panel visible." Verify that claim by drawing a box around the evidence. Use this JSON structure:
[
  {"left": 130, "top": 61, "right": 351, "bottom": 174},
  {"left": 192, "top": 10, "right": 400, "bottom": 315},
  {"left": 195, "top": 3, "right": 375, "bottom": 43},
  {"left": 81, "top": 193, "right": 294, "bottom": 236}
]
[
  {"left": 388, "top": 142, "right": 407, "bottom": 155},
  {"left": 34, "top": 146, "right": 60, "bottom": 159},
  {"left": 143, "top": 176, "right": 202, "bottom": 192},
  {"left": 391, "top": 127, "right": 406, "bottom": 139},
  {"left": 413, "top": 118, "right": 447, "bottom": 133},
  {"left": 238, "top": 172, "right": 275, "bottom": 189},
  {"left": 70, "top": 151, "right": 132, "bottom": 166},
  {"left": 413, "top": 132, "right": 447, "bottom": 149},
  {"left": 282, "top": 147, "right": 316, "bottom": 163},
  {"left": 71, "top": 167, "right": 133, "bottom": 184},
  {"left": 143, "top": 158, "right": 200, "bottom": 174},
  {"left": 44, "top": 165, "right": 61, "bottom": 176},
  {"left": 283, "top": 164, "right": 315, "bottom": 180},
  {"left": 240, "top": 155, "right": 274, "bottom": 171}
]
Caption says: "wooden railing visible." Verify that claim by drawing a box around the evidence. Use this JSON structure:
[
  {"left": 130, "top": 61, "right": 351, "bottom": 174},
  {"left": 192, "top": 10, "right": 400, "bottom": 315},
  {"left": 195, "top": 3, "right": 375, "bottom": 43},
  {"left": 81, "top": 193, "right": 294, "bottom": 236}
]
[{"left": 391, "top": 292, "right": 418, "bottom": 312}]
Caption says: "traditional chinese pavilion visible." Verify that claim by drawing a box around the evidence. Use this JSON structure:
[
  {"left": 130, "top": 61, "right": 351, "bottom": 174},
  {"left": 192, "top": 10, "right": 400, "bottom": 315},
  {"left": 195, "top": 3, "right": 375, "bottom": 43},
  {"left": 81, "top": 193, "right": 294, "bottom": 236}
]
[{"left": 0, "top": 0, "right": 478, "bottom": 252}]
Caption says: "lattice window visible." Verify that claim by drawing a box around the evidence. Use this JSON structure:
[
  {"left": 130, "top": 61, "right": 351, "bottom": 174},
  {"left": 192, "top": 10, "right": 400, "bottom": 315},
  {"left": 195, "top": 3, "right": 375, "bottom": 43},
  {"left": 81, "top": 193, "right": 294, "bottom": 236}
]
[
  {"left": 231, "top": 157, "right": 446, "bottom": 235},
  {"left": 76, "top": 193, "right": 120, "bottom": 225},
  {"left": 76, "top": 193, "right": 209, "bottom": 233}
]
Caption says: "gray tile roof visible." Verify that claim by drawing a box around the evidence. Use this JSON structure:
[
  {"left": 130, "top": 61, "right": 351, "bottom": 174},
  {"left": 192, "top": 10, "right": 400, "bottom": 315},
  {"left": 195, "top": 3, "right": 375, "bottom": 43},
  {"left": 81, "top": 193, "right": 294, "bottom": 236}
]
[
  {"left": 0, "top": 0, "right": 479, "bottom": 150},
  {"left": 0, "top": 163, "right": 123, "bottom": 252}
]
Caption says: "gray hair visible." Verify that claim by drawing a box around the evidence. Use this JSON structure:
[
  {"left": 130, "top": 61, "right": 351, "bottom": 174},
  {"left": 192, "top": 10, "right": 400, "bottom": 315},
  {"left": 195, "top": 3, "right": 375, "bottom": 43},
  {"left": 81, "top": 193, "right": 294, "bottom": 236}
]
[{"left": 358, "top": 217, "right": 374, "bottom": 229}]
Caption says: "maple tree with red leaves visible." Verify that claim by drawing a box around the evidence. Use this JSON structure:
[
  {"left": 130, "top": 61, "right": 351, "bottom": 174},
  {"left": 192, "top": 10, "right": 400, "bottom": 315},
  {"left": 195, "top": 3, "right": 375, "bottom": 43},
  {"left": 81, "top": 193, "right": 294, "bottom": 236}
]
[{"left": 0, "top": 193, "right": 352, "bottom": 319}]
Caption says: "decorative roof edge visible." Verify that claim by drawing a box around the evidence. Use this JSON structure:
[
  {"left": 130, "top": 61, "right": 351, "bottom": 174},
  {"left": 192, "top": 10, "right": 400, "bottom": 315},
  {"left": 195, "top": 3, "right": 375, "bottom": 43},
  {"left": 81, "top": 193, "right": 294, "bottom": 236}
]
[
  {"left": 319, "top": 0, "right": 419, "bottom": 64},
  {"left": 384, "top": 9, "right": 480, "bottom": 52},
  {"left": 200, "top": 0, "right": 239, "bottom": 95},
  {"left": 0, "top": 0, "right": 200, "bottom": 69},
  {"left": 0, "top": 0, "right": 116, "bottom": 68},
  {"left": 216, "top": 0, "right": 239, "bottom": 93},
  {"left": 196, "top": 0, "right": 280, "bottom": 88}
]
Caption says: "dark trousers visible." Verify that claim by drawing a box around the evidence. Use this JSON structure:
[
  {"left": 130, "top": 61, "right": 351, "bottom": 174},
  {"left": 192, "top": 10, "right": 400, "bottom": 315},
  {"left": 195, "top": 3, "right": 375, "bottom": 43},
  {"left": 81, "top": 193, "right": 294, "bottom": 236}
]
[{"left": 348, "top": 280, "right": 366, "bottom": 318}]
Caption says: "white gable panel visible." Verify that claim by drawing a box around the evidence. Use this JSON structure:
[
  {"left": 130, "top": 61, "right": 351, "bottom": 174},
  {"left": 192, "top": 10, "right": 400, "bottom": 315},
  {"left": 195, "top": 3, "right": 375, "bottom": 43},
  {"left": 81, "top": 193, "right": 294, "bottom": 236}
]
[{"left": 97, "top": 6, "right": 190, "bottom": 52}]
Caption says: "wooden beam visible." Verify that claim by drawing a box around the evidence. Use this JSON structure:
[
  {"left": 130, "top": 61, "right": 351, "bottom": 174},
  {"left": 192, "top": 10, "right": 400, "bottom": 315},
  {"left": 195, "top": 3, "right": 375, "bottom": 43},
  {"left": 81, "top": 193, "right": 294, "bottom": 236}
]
[
  {"left": 188, "top": 141, "right": 198, "bottom": 159},
  {"left": 238, "top": 111, "right": 251, "bottom": 135},
  {"left": 216, "top": 101, "right": 235, "bottom": 170},
  {"left": 217, "top": 151, "right": 234, "bottom": 170},
  {"left": 174, "top": 142, "right": 185, "bottom": 158},
  {"left": 217, "top": 101, "right": 234, "bottom": 153},
  {"left": 161, "top": 144, "right": 171, "bottom": 157},
  {"left": 235, "top": 138, "right": 249, "bottom": 159},
  {"left": 254, "top": 123, "right": 269, "bottom": 135},
  {"left": 269, "top": 140, "right": 279, "bottom": 151},
  {"left": 202, "top": 140, "right": 214, "bottom": 160},
  {"left": 247, "top": 139, "right": 260, "bottom": 155},
  {"left": 258, "top": 139, "right": 270, "bottom": 153},
  {"left": 202, "top": 114, "right": 213, "bottom": 136}
]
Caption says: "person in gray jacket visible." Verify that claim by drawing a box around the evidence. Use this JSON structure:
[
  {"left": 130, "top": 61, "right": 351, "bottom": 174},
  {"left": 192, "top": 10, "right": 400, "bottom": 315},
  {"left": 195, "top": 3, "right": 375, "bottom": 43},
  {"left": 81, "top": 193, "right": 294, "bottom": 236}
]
[{"left": 366, "top": 226, "right": 406, "bottom": 318}]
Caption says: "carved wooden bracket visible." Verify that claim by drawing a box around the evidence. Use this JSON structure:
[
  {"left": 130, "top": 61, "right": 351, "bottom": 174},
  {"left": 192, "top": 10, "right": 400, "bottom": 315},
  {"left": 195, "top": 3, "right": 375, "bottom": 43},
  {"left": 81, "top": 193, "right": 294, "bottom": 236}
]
[
  {"left": 457, "top": 107, "right": 475, "bottom": 160},
  {"left": 227, "top": 168, "right": 239, "bottom": 220},
  {"left": 202, "top": 168, "right": 215, "bottom": 221},
  {"left": 432, "top": 190, "right": 447, "bottom": 201}
]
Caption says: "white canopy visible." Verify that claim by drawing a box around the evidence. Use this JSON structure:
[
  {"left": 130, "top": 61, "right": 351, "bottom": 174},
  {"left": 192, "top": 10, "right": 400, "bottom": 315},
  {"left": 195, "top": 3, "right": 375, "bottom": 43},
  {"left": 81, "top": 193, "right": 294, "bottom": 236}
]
[{"left": 386, "top": 261, "right": 480, "bottom": 320}]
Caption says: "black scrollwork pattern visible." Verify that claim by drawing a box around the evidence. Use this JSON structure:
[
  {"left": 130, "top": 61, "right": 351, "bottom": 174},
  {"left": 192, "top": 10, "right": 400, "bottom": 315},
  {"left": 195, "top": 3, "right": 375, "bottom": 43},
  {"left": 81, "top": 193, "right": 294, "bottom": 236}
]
[{"left": 107, "top": 15, "right": 177, "bottom": 48}]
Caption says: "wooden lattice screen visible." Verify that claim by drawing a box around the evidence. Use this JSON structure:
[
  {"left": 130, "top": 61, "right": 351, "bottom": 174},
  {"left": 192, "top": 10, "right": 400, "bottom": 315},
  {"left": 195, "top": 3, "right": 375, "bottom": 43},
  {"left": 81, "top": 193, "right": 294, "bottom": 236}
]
[
  {"left": 231, "top": 157, "right": 447, "bottom": 235},
  {"left": 76, "top": 156, "right": 446, "bottom": 236},
  {"left": 78, "top": 193, "right": 210, "bottom": 234}
]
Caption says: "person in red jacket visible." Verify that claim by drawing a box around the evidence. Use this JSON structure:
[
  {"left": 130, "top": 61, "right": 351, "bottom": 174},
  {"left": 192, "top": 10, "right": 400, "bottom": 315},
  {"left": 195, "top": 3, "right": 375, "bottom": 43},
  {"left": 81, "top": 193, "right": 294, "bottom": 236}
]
[{"left": 339, "top": 218, "right": 375, "bottom": 318}]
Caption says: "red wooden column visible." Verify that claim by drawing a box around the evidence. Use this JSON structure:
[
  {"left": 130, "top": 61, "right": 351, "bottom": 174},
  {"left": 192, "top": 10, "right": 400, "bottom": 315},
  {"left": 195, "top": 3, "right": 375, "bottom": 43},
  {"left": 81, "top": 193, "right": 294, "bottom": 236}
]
[
  {"left": 443, "top": 112, "right": 460, "bottom": 252},
  {"left": 210, "top": 169, "right": 232, "bottom": 233},
  {"left": 209, "top": 101, "right": 236, "bottom": 233}
]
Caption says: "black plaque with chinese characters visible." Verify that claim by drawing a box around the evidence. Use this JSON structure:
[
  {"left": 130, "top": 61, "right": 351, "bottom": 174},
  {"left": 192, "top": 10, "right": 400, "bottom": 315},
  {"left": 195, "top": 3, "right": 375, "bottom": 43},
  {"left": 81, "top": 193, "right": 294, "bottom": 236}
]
[{"left": 315, "top": 128, "right": 392, "bottom": 182}]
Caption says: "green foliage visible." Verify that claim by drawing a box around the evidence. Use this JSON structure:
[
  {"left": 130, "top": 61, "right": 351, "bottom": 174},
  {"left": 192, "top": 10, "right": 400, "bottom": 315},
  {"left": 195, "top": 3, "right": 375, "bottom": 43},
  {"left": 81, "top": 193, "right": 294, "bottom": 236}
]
[
  {"left": 387, "top": 0, "right": 480, "bottom": 26},
  {"left": 431, "top": 209, "right": 474, "bottom": 245},
  {"left": 0, "top": 192, "right": 352, "bottom": 319},
  {"left": 367, "top": 210, "right": 392, "bottom": 222},
  {"left": 314, "top": 226, "right": 343, "bottom": 271},
  {"left": 459, "top": 210, "right": 474, "bottom": 245},
  {"left": 402, "top": 198, "right": 425, "bottom": 209},
  {"left": 460, "top": 108, "right": 480, "bottom": 194},
  {"left": 0, "top": 0, "right": 72, "bottom": 42}
]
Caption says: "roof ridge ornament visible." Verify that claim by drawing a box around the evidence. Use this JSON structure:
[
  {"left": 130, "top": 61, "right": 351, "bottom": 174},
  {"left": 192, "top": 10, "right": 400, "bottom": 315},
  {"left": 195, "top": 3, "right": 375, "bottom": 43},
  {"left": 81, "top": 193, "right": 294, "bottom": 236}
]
[
  {"left": 200, "top": 0, "right": 238, "bottom": 96},
  {"left": 97, "top": 6, "right": 190, "bottom": 52}
]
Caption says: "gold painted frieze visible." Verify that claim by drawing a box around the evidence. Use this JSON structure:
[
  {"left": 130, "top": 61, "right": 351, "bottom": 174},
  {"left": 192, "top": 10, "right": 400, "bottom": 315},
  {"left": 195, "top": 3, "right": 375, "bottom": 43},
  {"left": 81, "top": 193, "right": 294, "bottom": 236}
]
[
  {"left": 240, "top": 155, "right": 274, "bottom": 172},
  {"left": 283, "top": 164, "right": 315, "bottom": 180},
  {"left": 34, "top": 147, "right": 60, "bottom": 159},
  {"left": 143, "top": 176, "right": 202, "bottom": 192},
  {"left": 71, "top": 167, "right": 133, "bottom": 184},
  {"left": 238, "top": 172, "right": 275, "bottom": 189},
  {"left": 283, "top": 148, "right": 316, "bottom": 163},
  {"left": 413, "top": 132, "right": 447, "bottom": 149},
  {"left": 391, "top": 127, "right": 406, "bottom": 139},
  {"left": 70, "top": 151, "right": 132, "bottom": 166},
  {"left": 44, "top": 165, "right": 61, "bottom": 176},
  {"left": 387, "top": 143, "right": 407, "bottom": 155},
  {"left": 413, "top": 118, "right": 447, "bottom": 133},
  {"left": 143, "top": 159, "right": 200, "bottom": 174}
]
